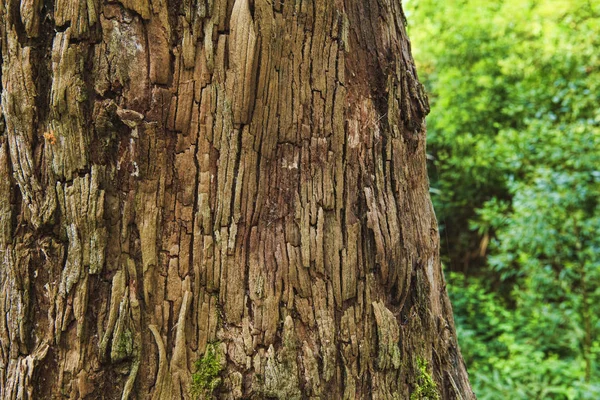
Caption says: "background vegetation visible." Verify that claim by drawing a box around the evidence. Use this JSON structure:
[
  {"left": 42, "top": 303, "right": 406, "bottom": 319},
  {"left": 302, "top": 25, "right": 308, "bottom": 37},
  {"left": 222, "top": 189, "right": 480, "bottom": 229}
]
[{"left": 405, "top": 1, "right": 600, "bottom": 398}]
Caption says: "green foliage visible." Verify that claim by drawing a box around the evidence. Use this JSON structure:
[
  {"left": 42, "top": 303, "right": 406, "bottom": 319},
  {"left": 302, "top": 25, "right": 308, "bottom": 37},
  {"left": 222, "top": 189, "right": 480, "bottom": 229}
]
[
  {"left": 411, "top": 357, "right": 440, "bottom": 400},
  {"left": 191, "top": 343, "right": 223, "bottom": 399},
  {"left": 406, "top": 0, "right": 600, "bottom": 398},
  {"left": 407, "top": 0, "right": 600, "bottom": 271},
  {"left": 448, "top": 273, "right": 600, "bottom": 399}
]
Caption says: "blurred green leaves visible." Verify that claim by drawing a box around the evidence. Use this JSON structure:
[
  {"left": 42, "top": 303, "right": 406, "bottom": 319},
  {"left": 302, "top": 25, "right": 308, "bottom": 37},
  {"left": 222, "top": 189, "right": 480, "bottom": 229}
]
[{"left": 406, "top": 0, "right": 600, "bottom": 397}]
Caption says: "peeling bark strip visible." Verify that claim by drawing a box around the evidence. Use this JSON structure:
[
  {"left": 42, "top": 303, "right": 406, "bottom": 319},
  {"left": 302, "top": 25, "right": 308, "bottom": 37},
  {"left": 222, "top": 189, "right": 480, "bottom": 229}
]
[{"left": 0, "top": 0, "right": 474, "bottom": 398}]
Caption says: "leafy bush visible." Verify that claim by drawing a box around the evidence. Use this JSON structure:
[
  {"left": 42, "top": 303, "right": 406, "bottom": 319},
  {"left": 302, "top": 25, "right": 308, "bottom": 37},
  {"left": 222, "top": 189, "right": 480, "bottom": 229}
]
[
  {"left": 406, "top": 0, "right": 600, "bottom": 397},
  {"left": 448, "top": 273, "right": 600, "bottom": 399}
]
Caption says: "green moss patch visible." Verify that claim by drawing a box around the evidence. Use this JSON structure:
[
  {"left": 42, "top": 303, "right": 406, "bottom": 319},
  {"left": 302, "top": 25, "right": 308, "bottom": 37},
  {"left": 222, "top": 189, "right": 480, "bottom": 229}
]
[
  {"left": 191, "top": 343, "right": 224, "bottom": 399},
  {"left": 410, "top": 357, "right": 440, "bottom": 400}
]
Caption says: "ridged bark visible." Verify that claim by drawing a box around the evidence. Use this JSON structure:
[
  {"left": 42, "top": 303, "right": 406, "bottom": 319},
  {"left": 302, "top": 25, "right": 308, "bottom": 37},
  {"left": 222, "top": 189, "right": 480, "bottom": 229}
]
[{"left": 0, "top": 0, "right": 474, "bottom": 398}]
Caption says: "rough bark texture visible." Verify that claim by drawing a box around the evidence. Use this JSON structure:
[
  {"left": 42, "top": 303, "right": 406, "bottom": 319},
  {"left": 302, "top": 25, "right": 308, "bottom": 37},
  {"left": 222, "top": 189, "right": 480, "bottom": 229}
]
[{"left": 0, "top": 0, "right": 474, "bottom": 398}]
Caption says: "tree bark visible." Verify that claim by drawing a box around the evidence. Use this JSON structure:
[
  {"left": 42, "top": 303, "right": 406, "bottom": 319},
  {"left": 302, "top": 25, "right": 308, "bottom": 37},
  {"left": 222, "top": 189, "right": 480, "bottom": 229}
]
[{"left": 0, "top": 0, "right": 474, "bottom": 398}]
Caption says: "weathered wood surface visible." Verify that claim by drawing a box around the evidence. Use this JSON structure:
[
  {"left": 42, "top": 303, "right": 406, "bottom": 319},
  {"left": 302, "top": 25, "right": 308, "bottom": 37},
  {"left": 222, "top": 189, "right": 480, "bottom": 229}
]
[{"left": 0, "top": 0, "right": 474, "bottom": 398}]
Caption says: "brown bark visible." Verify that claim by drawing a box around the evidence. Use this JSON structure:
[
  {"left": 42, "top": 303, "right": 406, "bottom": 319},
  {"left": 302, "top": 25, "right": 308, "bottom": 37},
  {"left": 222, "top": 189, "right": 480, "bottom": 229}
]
[{"left": 0, "top": 0, "right": 474, "bottom": 398}]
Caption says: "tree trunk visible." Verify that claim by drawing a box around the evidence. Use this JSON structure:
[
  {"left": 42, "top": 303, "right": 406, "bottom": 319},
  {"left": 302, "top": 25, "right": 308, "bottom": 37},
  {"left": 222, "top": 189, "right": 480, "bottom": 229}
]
[{"left": 0, "top": 0, "right": 473, "bottom": 398}]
